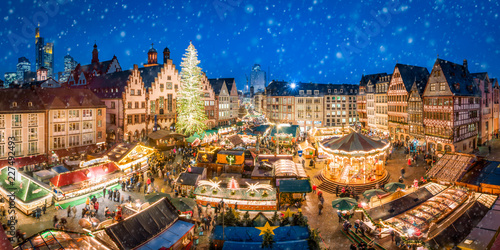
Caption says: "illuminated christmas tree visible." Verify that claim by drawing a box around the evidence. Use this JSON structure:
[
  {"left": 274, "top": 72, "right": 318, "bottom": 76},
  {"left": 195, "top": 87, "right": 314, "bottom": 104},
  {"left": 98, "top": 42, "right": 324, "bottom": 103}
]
[{"left": 177, "top": 41, "right": 208, "bottom": 136}]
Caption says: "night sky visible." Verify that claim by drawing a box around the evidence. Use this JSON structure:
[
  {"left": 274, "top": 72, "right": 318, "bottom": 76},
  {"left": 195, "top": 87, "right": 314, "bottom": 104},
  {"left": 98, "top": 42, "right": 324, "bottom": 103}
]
[{"left": 1, "top": 0, "right": 499, "bottom": 90}]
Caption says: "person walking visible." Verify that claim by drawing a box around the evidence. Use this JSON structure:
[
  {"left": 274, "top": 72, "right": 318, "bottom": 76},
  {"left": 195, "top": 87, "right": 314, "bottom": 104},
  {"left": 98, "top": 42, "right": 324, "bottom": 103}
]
[
  {"left": 53, "top": 215, "right": 59, "bottom": 227},
  {"left": 312, "top": 184, "right": 317, "bottom": 194},
  {"left": 94, "top": 201, "right": 99, "bottom": 214},
  {"left": 395, "top": 233, "right": 401, "bottom": 247},
  {"left": 400, "top": 167, "right": 405, "bottom": 179},
  {"left": 103, "top": 187, "right": 107, "bottom": 199},
  {"left": 67, "top": 205, "right": 72, "bottom": 217},
  {"left": 72, "top": 206, "right": 77, "bottom": 218},
  {"left": 318, "top": 201, "right": 323, "bottom": 215}
]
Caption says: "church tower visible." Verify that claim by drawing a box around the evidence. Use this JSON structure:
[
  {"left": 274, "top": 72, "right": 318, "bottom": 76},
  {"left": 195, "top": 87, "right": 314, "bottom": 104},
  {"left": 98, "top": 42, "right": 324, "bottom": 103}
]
[
  {"left": 163, "top": 46, "right": 170, "bottom": 64},
  {"left": 91, "top": 43, "right": 99, "bottom": 64}
]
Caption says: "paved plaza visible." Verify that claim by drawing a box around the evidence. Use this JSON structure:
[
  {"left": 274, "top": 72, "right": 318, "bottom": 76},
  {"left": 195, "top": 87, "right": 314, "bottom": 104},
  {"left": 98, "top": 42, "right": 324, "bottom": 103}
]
[{"left": 6, "top": 138, "right": 499, "bottom": 249}]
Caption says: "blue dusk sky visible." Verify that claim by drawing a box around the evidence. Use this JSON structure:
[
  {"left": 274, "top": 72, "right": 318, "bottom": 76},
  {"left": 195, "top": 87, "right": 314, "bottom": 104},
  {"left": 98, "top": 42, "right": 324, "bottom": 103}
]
[{"left": 0, "top": 0, "right": 499, "bottom": 89}]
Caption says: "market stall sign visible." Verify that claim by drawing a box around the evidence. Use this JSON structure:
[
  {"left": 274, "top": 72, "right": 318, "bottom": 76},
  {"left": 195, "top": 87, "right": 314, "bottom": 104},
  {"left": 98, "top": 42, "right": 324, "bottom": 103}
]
[{"left": 226, "top": 155, "right": 236, "bottom": 165}]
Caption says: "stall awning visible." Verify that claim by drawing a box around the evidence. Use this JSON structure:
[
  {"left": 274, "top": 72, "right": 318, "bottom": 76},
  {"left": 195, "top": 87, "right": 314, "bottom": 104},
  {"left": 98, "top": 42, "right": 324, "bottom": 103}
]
[
  {"left": 50, "top": 162, "right": 119, "bottom": 187},
  {"left": 104, "top": 198, "right": 180, "bottom": 250},
  {"left": 148, "top": 130, "right": 187, "bottom": 140},
  {"left": 176, "top": 172, "right": 200, "bottom": 187},
  {"left": 278, "top": 179, "right": 312, "bottom": 193},
  {"left": 0, "top": 154, "right": 48, "bottom": 168},
  {"left": 137, "top": 220, "right": 194, "bottom": 250}
]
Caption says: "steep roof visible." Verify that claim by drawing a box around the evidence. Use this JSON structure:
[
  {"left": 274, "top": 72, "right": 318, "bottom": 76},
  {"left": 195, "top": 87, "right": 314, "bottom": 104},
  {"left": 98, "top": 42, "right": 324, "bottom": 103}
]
[
  {"left": 359, "top": 73, "right": 388, "bottom": 87},
  {"left": 436, "top": 58, "right": 479, "bottom": 96},
  {"left": 138, "top": 65, "right": 163, "bottom": 88},
  {"left": 103, "top": 198, "right": 181, "bottom": 250},
  {"left": 209, "top": 78, "right": 235, "bottom": 95},
  {"left": 0, "top": 88, "right": 45, "bottom": 112},
  {"left": 84, "top": 70, "right": 132, "bottom": 99},
  {"left": 395, "top": 63, "right": 430, "bottom": 93},
  {"left": 35, "top": 87, "right": 105, "bottom": 109}
]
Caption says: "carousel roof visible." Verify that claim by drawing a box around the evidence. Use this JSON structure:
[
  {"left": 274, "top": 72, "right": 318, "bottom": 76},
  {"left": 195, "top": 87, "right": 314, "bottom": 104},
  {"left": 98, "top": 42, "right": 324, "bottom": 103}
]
[{"left": 321, "top": 132, "right": 387, "bottom": 152}]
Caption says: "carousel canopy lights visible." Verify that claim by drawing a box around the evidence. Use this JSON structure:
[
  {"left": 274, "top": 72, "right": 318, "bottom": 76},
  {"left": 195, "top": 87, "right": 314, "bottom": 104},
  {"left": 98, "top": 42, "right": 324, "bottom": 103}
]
[
  {"left": 319, "top": 132, "right": 390, "bottom": 156},
  {"left": 277, "top": 123, "right": 291, "bottom": 128},
  {"left": 245, "top": 182, "right": 274, "bottom": 193},
  {"left": 198, "top": 180, "right": 222, "bottom": 191}
]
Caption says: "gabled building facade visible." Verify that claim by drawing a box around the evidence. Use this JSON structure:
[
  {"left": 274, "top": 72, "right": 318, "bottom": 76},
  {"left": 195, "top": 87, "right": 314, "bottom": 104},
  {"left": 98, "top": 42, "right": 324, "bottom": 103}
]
[
  {"left": 374, "top": 75, "right": 391, "bottom": 135},
  {"left": 209, "top": 78, "right": 239, "bottom": 126},
  {"left": 387, "top": 64, "right": 429, "bottom": 145},
  {"left": 67, "top": 44, "right": 122, "bottom": 87},
  {"left": 200, "top": 73, "right": 216, "bottom": 129},
  {"left": 423, "top": 58, "right": 480, "bottom": 154}
]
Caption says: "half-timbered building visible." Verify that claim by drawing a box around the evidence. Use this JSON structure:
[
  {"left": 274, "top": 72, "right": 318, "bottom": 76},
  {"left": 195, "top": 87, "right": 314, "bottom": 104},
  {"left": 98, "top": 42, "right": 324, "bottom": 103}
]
[
  {"left": 423, "top": 58, "right": 480, "bottom": 154},
  {"left": 388, "top": 64, "right": 429, "bottom": 145}
]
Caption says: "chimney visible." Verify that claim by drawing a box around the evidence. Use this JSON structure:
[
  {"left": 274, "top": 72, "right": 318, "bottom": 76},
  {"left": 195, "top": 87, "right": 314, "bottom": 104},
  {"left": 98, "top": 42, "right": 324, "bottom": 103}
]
[{"left": 463, "top": 59, "right": 468, "bottom": 70}]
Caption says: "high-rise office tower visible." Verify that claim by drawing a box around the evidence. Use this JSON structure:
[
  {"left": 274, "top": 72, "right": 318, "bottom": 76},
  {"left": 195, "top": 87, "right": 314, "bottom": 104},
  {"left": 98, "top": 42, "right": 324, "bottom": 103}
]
[
  {"left": 16, "top": 57, "right": 31, "bottom": 82},
  {"left": 250, "top": 64, "right": 266, "bottom": 93},
  {"left": 43, "top": 42, "right": 54, "bottom": 78},
  {"left": 35, "top": 27, "right": 54, "bottom": 78},
  {"left": 35, "top": 26, "right": 44, "bottom": 71},
  {"left": 60, "top": 54, "right": 78, "bottom": 82}
]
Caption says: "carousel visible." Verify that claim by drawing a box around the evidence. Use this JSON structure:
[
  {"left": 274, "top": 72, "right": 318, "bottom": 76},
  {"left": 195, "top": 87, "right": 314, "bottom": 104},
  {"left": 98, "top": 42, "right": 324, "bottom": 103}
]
[{"left": 318, "top": 131, "right": 391, "bottom": 190}]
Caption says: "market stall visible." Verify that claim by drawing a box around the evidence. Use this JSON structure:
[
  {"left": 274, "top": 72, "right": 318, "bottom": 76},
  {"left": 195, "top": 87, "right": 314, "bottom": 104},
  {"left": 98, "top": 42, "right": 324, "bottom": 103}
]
[
  {"left": 194, "top": 179, "right": 277, "bottom": 211},
  {"left": 14, "top": 229, "right": 105, "bottom": 250},
  {"left": 427, "top": 153, "right": 476, "bottom": 183},
  {"left": 50, "top": 162, "right": 121, "bottom": 201},
  {"left": 319, "top": 132, "right": 390, "bottom": 186},
  {"left": 278, "top": 179, "right": 312, "bottom": 207},
  {"left": 273, "top": 159, "right": 308, "bottom": 181},
  {"left": 383, "top": 187, "right": 470, "bottom": 238},
  {"left": 0, "top": 167, "right": 53, "bottom": 215},
  {"left": 104, "top": 143, "right": 155, "bottom": 172},
  {"left": 216, "top": 150, "right": 246, "bottom": 174}
]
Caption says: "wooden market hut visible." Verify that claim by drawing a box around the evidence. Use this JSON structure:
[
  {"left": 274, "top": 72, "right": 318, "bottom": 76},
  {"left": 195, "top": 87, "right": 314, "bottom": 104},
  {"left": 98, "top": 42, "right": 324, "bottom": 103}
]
[{"left": 147, "top": 130, "right": 187, "bottom": 150}]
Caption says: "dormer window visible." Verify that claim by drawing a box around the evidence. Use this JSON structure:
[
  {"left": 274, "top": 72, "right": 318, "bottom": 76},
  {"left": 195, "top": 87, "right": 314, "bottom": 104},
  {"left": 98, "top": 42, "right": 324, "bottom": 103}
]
[
  {"left": 314, "top": 90, "right": 319, "bottom": 95},
  {"left": 28, "top": 102, "right": 32, "bottom": 107},
  {"left": 299, "top": 90, "right": 304, "bottom": 95},
  {"left": 328, "top": 89, "right": 331, "bottom": 93},
  {"left": 334, "top": 89, "right": 337, "bottom": 93},
  {"left": 11, "top": 102, "right": 17, "bottom": 108}
]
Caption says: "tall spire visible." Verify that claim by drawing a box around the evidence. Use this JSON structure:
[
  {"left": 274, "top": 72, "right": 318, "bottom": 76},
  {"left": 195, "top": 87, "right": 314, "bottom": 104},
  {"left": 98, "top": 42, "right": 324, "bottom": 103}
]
[{"left": 92, "top": 42, "right": 99, "bottom": 64}]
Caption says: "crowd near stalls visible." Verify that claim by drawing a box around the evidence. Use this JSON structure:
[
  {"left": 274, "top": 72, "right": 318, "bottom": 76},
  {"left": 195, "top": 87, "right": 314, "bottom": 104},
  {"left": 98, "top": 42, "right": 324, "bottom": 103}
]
[
  {"left": 193, "top": 178, "right": 277, "bottom": 211},
  {"left": 46, "top": 143, "right": 154, "bottom": 202},
  {"left": 146, "top": 129, "right": 187, "bottom": 150},
  {"left": 91, "top": 198, "right": 195, "bottom": 250},
  {"left": 0, "top": 167, "right": 53, "bottom": 215}
]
